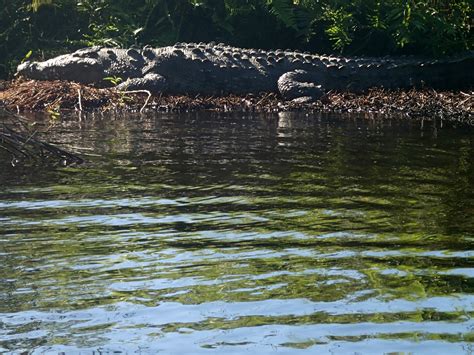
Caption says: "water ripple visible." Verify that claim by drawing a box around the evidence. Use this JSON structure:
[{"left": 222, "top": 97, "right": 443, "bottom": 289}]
[{"left": 0, "top": 113, "right": 472, "bottom": 353}]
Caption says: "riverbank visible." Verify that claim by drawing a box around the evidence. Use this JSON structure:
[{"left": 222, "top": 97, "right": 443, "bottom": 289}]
[{"left": 0, "top": 79, "right": 472, "bottom": 124}]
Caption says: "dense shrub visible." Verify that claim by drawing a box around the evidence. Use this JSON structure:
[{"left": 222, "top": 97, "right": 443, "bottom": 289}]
[{"left": 1, "top": 0, "right": 471, "bottom": 79}]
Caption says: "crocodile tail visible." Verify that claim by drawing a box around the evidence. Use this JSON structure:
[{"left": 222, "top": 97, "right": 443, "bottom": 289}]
[{"left": 412, "top": 53, "right": 474, "bottom": 90}]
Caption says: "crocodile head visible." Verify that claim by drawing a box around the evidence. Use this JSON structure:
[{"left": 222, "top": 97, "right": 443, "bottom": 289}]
[{"left": 16, "top": 47, "right": 106, "bottom": 84}]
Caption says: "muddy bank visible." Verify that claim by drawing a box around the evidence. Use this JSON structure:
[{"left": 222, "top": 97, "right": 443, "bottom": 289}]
[{"left": 0, "top": 79, "right": 472, "bottom": 124}]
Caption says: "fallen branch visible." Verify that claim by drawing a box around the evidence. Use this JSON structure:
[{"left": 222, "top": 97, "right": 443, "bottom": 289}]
[{"left": 0, "top": 107, "right": 84, "bottom": 166}]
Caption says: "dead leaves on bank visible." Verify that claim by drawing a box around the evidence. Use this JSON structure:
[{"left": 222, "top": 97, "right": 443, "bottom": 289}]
[
  {"left": 0, "top": 79, "right": 472, "bottom": 124},
  {"left": 1, "top": 80, "right": 116, "bottom": 111}
]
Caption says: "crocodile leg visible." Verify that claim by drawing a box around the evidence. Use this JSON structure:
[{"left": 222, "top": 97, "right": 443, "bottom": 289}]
[
  {"left": 277, "top": 70, "right": 325, "bottom": 101},
  {"left": 116, "top": 73, "right": 168, "bottom": 92}
]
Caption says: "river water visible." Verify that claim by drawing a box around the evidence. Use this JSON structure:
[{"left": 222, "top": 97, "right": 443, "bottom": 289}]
[{"left": 0, "top": 112, "right": 473, "bottom": 354}]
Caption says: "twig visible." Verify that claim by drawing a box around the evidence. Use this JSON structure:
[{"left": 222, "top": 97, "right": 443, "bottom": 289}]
[
  {"left": 77, "top": 88, "right": 83, "bottom": 111},
  {"left": 458, "top": 96, "right": 472, "bottom": 107},
  {"left": 120, "top": 90, "right": 152, "bottom": 113},
  {"left": 256, "top": 93, "right": 271, "bottom": 106}
]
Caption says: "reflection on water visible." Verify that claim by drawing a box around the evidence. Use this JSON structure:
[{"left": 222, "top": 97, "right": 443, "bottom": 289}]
[{"left": 0, "top": 112, "right": 473, "bottom": 354}]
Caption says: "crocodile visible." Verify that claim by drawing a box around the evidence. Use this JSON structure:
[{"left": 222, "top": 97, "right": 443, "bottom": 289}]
[{"left": 16, "top": 42, "right": 474, "bottom": 100}]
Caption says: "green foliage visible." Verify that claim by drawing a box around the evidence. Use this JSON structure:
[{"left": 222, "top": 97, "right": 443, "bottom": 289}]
[
  {"left": 267, "top": 0, "right": 313, "bottom": 38},
  {"left": 21, "top": 50, "right": 34, "bottom": 64},
  {"left": 0, "top": 0, "right": 472, "bottom": 78},
  {"left": 270, "top": 0, "right": 473, "bottom": 55},
  {"left": 323, "top": 7, "right": 354, "bottom": 50},
  {"left": 32, "top": 0, "right": 53, "bottom": 11},
  {"left": 103, "top": 76, "right": 123, "bottom": 86}
]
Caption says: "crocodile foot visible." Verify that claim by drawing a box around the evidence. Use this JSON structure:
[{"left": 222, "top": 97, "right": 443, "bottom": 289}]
[
  {"left": 277, "top": 70, "right": 325, "bottom": 101},
  {"left": 116, "top": 73, "right": 167, "bottom": 92}
]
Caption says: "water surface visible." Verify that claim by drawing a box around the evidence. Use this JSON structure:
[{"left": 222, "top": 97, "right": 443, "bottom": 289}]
[{"left": 0, "top": 112, "right": 473, "bottom": 354}]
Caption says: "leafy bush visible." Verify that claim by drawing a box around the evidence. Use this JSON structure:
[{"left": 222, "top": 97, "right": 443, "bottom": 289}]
[{"left": 0, "top": 0, "right": 471, "bottom": 79}]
